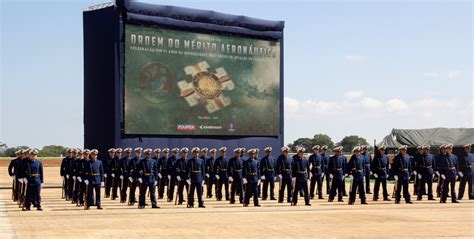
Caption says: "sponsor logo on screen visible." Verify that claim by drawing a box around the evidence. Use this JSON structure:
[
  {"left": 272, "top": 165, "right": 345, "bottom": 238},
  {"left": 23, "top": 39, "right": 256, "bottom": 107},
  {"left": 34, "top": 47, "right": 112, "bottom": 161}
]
[
  {"left": 199, "top": 125, "right": 222, "bottom": 130},
  {"left": 228, "top": 123, "right": 236, "bottom": 132},
  {"left": 177, "top": 124, "right": 196, "bottom": 131}
]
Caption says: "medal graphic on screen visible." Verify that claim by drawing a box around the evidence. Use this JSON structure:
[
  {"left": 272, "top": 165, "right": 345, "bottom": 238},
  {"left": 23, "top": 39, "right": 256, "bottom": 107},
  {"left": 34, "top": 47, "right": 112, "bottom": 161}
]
[
  {"left": 177, "top": 61, "right": 235, "bottom": 113},
  {"left": 138, "top": 62, "right": 174, "bottom": 104}
]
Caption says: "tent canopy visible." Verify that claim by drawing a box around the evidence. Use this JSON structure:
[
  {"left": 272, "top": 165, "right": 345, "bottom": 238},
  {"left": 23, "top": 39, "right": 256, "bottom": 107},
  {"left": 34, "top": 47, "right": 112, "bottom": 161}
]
[{"left": 378, "top": 128, "right": 474, "bottom": 149}]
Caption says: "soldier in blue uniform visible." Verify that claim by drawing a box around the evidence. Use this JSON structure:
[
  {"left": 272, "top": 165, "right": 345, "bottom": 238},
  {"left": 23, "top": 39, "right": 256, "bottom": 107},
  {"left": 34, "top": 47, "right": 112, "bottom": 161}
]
[
  {"left": 260, "top": 147, "right": 276, "bottom": 200},
  {"left": 412, "top": 146, "right": 423, "bottom": 196},
  {"left": 118, "top": 148, "right": 131, "bottom": 203},
  {"left": 319, "top": 146, "right": 330, "bottom": 195},
  {"left": 205, "top": 148, "right": 217, "bottom": 198},
  {"left": 137, "top": 148, "right": 159, "bottom": 209},
  {"left": 60, "top": 149, "right": 73, "bottom": 200},
  {"left": 110, "top": 148, "right": 122, "bottom": 200},
  {"left": 152, "top": 148, "right": 161, "bottom": 161},
  {"left": 78, "top": 149, "right": 89, "bottom": 206},
  {"left": 186, "top": 147, "right": 206, "bottom": 208},
  {"left": 17, "top": 149, "right": 29, "bottom": 207},
  {"left": 103, "top": 148, "right": 115, "bottom": 198},
  {"left": 243, "top": 149, "right": 261, "bottom": 207},
  {"left": 127, "top": 147, "right": 142, "bottom": 206},
  {"left": 276, "top": 147, "right": 292, "bottom": 203},
  {"left": 371, "top": 146, "right": 390, "bottom": 201},
  {"left": 458, "top": 144, "right": 474, "bottom": 200},
  {"left": 346, "top": 147, "right": 367, "bottom": 205},
  {"left": 8, "top": 150, "right": 21, "bottom": 202},
  {"left": 72, "top": 149, "right": 83, "bottom": 205},
  {"left": 22, "top": 149, "right": 44, "bottom": 211},
  {"left": 214, "top": 147, "right": 229, "bottom": 201},
  {"left": 157, "top": 148, "right": 169, "bottom": 199},
  {"left": 390, "top": 145, "right": 413, "bottom": 204},
  {"left": 361, "top": 146, "right": 372, "bottom": 194},
  {"left": 328, "top": 146, "right": 345, "bottom": 202},
  {"left": 435, "top": 145, "right": 447, "bottom": 198},
  {"left": 84, "top": 149, "right": 104, "bottom": 210},
  {"left": 417, "top": 145, "right": 435, "bottom": 200},
  {"left": 438, "top": 144, "right": 459, "bottom": 203},
  {"left": 175, "top": 148, "right": 189, "bottom": 205},
  {"left": 166, "top": 148, "right": 179, "bottom": 202},
  {"left": 228, "top": 148, "right": 244, "bottom": 204},
  {"left": 309, "top": 145, "right": 324, "bottom": 199},
  {"left": 291, "top": 147, "right": 311, "bottom": 206}
]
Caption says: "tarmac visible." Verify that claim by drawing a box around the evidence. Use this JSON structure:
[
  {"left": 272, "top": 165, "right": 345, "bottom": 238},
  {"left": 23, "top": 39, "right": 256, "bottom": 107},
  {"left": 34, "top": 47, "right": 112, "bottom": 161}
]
[{"left": 0, "top": 167, "right": 473, "bottom": 238}]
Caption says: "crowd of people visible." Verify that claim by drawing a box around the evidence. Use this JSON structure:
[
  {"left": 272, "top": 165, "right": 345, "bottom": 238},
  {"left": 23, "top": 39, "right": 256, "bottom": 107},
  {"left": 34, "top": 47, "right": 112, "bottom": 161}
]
[{"left": 7, "top": 143, "right": 473, "bottom": 211}]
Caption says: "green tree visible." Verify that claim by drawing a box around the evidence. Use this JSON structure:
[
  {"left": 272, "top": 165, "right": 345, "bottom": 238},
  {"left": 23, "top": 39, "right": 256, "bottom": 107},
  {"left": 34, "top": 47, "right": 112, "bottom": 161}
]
[
  {"left": 336, "top": 135, "right": 369, "bottom": 152},
  {"left": 311, "top": 134, "right": 335, "bottom": 149},
  {"left": 39, "top": 145, "right": 67, "bottom": 157},
  {"left": 0, "top": 142, "right": 7, "bottom": 157},
  {"left": 287, "top": 134, "right": 335, "bottom": 152},
  {"left": 287, "top": 137, "right": 313, "bottom": 152}
]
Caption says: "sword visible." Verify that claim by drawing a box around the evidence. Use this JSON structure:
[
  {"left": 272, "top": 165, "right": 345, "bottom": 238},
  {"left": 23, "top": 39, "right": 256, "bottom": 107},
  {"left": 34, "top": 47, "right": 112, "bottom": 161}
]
[
  {"left": 11, "top": 179, "right": 15, "bottom": 201},
  {"left": 84, "top": 182, "right": 89, "bottom": 209},
  {"left": 392, "top": 177, "right": 398, "bottom": 199},
  {"left": 174, "top": 180, "right": 179, "bottom": 205},
  {"left": 62, "top": 178, "right": 66, "bottom": 199}
]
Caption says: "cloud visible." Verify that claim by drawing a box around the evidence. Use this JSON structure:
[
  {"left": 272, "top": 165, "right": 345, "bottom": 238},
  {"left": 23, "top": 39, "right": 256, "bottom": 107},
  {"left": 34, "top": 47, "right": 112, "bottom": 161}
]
[
  {"left": 344, "top": 90, "right": 364, "bottom": 99},
  {"left": 386, "top": 98, "right": 409, "bottom": 113},
  {"left": 360, "top": 97, "right": 383, "bottom": 108},
  {"left": 344, "top": 55, "right": 367, "bottom": 64},
  {"left": 447, "top": 70, "right": 463, "bottom": 79},
  {"left": 423, "top": 72, "right": 439, "bottom": 78}
]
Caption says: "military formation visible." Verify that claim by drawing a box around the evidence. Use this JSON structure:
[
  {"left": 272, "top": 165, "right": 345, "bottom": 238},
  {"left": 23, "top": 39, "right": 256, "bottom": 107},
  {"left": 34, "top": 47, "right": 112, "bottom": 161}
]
[{"left": 7, "top": 143, "right": 474, "bottom": 211}]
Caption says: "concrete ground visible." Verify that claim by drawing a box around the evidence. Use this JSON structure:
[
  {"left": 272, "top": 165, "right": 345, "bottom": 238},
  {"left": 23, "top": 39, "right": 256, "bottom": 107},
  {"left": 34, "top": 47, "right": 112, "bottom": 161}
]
[{"left": 1, "top": 167, "right": 473, "bottom": 238}]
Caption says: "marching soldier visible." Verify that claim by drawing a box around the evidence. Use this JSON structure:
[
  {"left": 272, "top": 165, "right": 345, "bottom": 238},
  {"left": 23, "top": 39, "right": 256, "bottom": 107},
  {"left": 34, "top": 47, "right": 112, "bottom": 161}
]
[
  {"left": 438, "top": 144, "right": 459, "bottom": 203},
  {"left": 103, "top": 148, "right": 115, "bottom": 198},
  {"left": 260, "top": 147, "right": 276, "bottom": 200},
  {"left": 328, "top": 146, "right": 345, "bottom": 202},
  {"left": 72, "top": 149, "right": 83, "bottom": 205},
  {"left": 319, "top": 146, "right": 330, "bottom": 195},
  {"left": 412, "top": 146, "right": 423, "bottom": 196},
  {"left": 417, "top": 145, "right": 435, "bottom": 200},
  {"left": 22, "top": 149, "right": 44, "bottom": 211},
  {"left": 157, "top": 148, "right": 169, "bottom": 199},
  {"left": 175, "top": 148, "right": 189, "bottom": 205},
  {"left": 371, "top": 146, "right": 390, "bottom": 201},
  {"left": 361, "top": 146, "right": 372, "bottom": 194},
  {"left": 127, "top": 147, "right": 142, "bottom": 206},
  {"left": 435, "top": 145, "right": 447, "bottom": 197},
  {"left": 67, "top": 149, "right": 77, "bottom": 200},
  {"left": 214, "top": 147, "right": 229, "bottom": 201},
  {"left": 309, "top": 145, "right": 324, "bottom": 199},
  {"left": 255, "top": 148, "right": 262, "bottom": 198},
  {"left": 458, "top": 144, "right": 473, "bottom": 200},
  {"left": 243, "top": 149, "right": 261, "bottom": 207},
  {"left": 119, "top": 147, "right": 132, "bottom": 203},
  {"left": 8, "top": 150, "right": 21, "bottom": 202},
  {"left": 390, "top": 145, "right": 413, "bottom": 204},
  {"left": 166, "top": 148, "right": 179, "bottom": 202},
  {"left": 276, "top": 146, "right": 293, "bottom": 203},
  {"left": 77, "top": 149, "right": 89, "bottom": 206},
  {"left": 205, "top": 148, "right": 217, "bottom": 198},
  {"left": 84, "top": 149, "right": 104, "bottom": 210},
  {"left": 138, "top": 148, "right": 159, "bottom": 209},
  {"left": 291, "top": 147, "right": 310, "bottom": 206},
  {"left": 346, "top": 147, "right": 367, "bottom": 205},
  {"left": 186, "top": 147, "right": 206, "bottom": 208},
  {"left": 60, "top": 149, "right": 73, "bottom": 200},
  {"left": 110, "top": 148, "right": 122, "bottom": 200},
  {"left": 17, "top": 149, "right": 29, "bottom": 207},
  {"left": 228, "top": 148, "right": 244, "bottom": 204}
]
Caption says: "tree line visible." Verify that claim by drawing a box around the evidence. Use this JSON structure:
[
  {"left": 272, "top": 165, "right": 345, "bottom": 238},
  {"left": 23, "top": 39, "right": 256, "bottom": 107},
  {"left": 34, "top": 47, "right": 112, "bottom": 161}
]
[{"left": 0, "top": 142, "right": 67, "bottom": 157}]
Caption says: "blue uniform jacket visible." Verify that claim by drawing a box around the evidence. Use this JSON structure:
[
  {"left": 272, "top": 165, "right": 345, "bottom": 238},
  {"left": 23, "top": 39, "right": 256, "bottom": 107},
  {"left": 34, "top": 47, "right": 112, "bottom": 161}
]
[
  {"left": 60, "top": 156, "right": 71, "bottom": 177},
  {"left": 320, "top": 153, "right": 330, "bottom": 174},
  {"left": 308, "top": 153, "right": 324, "bottom": 176},
  {"left": 459, "top": 152, "right": 474, "bottom": 175},
  {"left": 25, "top": 159, "right": 44, "bottom": 186},
  {"left": 259, "top": 155, "right": 276, "bottom": 179},
  {"left": 419, "top": 153, "right": 435, "bottom": 175},
  {"left": 346, "top": 155, "right": 365, "bottom": 178},
  {"left": 228, "top": 156, "right": 243, "bottom": 178},
  {"left": 187, "top": 157, "right": 205, "bottom": 183},
  {"left": 16, "top": 158, "right": 28, "bottom": 179},
  {"left": 8, "top": 157, "right": 20, "bottom": 177},
  {"left": 437, "top": 153, "right": 458, "bottom": 178},
  {"left": 213, "top": 156, "right": 229, "bottom": 179},
  {"left": 205, "top": 156, "right": 216, "bottom": 178},
  {"left": 370, "top": 155, "right": 389, "bottom": 179},
  {"left": 328, "top": 155, "right": 346, "bottom": 179},
  {"left": 128, "top": 156, "right": 141, "bottom": 179},
  {"left": 175, "top": 157, "right": 188, "bottom": 179},
  {"left": 361, "top": 152, "right": 371, "bottom": 173},
  {"left": 84, "top": 159, "right": 104, "bottom": 185},
  {"left": 74, "top": 159, "right": 85, "bottom": 178},
  {"left": 243, "top": 158, "right": 260, "bottom": 183},
  {"left": 291, "top": 155, "right": 309, "bottom": 182},
  {"left": 119, "top": 156, "right": 130, "bottom": 177},
  {"left": 166, "top": 155, "right": 177, "bottom": 177},
  {"left": 276, "top": 154, "right": 292, "bottom": 180},
  {"left": 390, "top": 154, "right": 411, "bottom": 180},
  {"left": 138, "top": 158, "right": 157, "bottom": 184},
  {"left": 157, "top": 156, "right": 168, "bottom": 176}
]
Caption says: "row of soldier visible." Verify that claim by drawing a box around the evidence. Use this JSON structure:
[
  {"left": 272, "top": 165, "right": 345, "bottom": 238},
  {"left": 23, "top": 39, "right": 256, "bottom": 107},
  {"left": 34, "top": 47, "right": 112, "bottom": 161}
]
[{"left": 8, "top": 143, "right": 473, "bottom": 210}]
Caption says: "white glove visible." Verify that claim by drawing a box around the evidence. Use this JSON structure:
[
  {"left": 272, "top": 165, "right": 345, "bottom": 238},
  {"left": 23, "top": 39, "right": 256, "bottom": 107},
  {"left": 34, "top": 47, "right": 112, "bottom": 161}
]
[
  {"left": 435, "top": 171, "right": 440, "bottom": 176},
  {"left": 11, "top": 175, "right": 15, "bottom": 179},
  {"left": 101, "top": 182, "right": 105, "bottom": 187},
  {"left": 158, "top": 173, "right": 162, "bottom": 179},
  {"left": 215, "top": 175, "right": 220, "bottom": 180},
  {"left": 329, "top": 174, "right": 334, "bottom": 179},
  {"left": 394, "top": 175, "right": 398, "bottom": 181},
  {"left": 167, "top": 175, "right": 171, "bottom": 180},
  {"left": 413, "top": 171, "right": 417, "bottom": 175},
  {"left": 24, "top": 178, "right": 28, "bottom": 183},
  {"left": 154, "top": 181, "right": 158, "bottom": 186},
  {"left": 120, "top": 175, "right": 124, "bottom": 180},
  {"left": 344, "top": 174, "right": 348, "bottom": 177},
  {"left": 342, "top": 176, "right": 345, "bottom": 180},
  {"left": 310, "top": 172, "right": 313, "bottom": 177},
  {"left": 73, "top": 176, "right": 76, "bottom": 180},
  {"left": 201, "top": 181, "right": 205, "bottom": 187},
  {"left": 205, "top": 173, "right": 210, "bottom": 178},
  {"left": 18, "top": 178, "right": 23, "bottom": 183},
  {"left": 417, "top": 174, "right": 422, "bottom": 179},
  {"left": 111, "top": 173, "right": 115, "bottom": 177},
  {"left": 78, "top": 177, "right": 82, "bottom": 182},
  {"left": 128, "top": 177, "right": 133, "bottom": 182},
  {"left": 349, "top": 175, "right": 354, "bottom": 180},
  {"left": 243, "top": 178, "right": 248, "bottom": 184},
  {"left": 66, "top": 174, "right": 70, "bottom": 179},
  {"left": 177, "top": 176, "right": 181, "bottom": 181},
  {"left": 459, "top": 172, "right": 464, "bottom": 178},
  {"left": 274, "top": 177, "right": 277, "bottom": 181},
  {"left": 261, "top": 175, "right": 266, "bottom": 180},
  {"left": 138, "top": 178, "right": 143, "bottom": 183},
  {"left": 41, "top": 183, "right": 44, "bottom": 187},
  {"left": 61, "top": 176, "right": 64, "bottom": 180},
  {"left": 374, "top": 173, "right": 378, "bottom": 178},
  {"left": 104, "top": 174, "right": 107, "bottom": 178},
  {"left": 229, "top": 176, "right": 234, "bottom": 182},
  {"left": 441, "top": 174, "right": 446, "bottom": 180},
  {"left": 370, "top": 172, "right": 373, "bottom": 175},
  {"left": 257, "top": 179, "right": 261, "bottom": 186},
  {"left": 278, "top": 174, "right": 282, "bottom": 179},
  {"left": 186, "top": 179, "right": 191, "bottom": 185},
  {"left": 85, "top": 180, "right": 89, "bottom": 185},
  {"left": 291, "top": 177, "right": 296, "bottom": 183}
]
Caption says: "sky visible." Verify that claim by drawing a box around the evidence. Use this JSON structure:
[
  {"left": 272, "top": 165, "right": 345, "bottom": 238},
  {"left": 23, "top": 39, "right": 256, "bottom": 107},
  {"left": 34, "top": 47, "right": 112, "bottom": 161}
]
[{"left": 0, "top": 0, "right": 472, "bottom": 148}]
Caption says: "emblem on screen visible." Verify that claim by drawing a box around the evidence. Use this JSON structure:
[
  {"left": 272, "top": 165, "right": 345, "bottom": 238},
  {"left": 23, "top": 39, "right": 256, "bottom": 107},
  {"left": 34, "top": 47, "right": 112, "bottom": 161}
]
[
  {"left": 177, "top": 61, "right": 235, "bottom": 113},
  {"left": 138, "top": 62, "right": 174, "bottom": 104}
]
